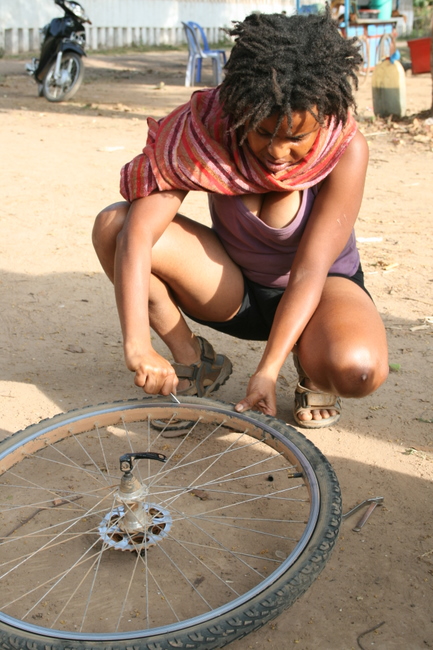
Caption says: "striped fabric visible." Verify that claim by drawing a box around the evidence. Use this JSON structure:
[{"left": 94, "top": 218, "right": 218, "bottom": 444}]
[{"left": 120, "top": 87, "right": 357, "bottom": 202}]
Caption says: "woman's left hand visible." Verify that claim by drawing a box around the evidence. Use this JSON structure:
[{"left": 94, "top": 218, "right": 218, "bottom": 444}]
[{"left": 235, "top": 372, "right": 277, "bottom": 416}]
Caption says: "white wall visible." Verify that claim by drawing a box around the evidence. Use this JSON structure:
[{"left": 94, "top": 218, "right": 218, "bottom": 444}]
[{"left": 0, "top": 0, "right": 296, "bottom": 54}]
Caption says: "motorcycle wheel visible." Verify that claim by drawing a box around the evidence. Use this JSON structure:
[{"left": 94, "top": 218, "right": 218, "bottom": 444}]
[{"left": 42, "top": 52, "right": 84, "bottom": 102}]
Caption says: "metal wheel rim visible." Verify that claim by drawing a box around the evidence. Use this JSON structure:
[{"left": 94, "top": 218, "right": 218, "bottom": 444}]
[
  {"left": 44, "top": 55, "right": 79, "bottom": 99},
  {"left": 0, "top": 400, "right": 321, "bottom": 641}
]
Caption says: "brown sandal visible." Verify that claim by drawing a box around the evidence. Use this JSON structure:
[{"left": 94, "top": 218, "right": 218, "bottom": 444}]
[
  {"left": 292, "top": 353, "right": 342, "bottom": 429},
  {"left": 173, "top": 336, "right": 232, "bottom": 397},
  {"left": 153, "top": 337, "right": 232, "bottom": 438},
  {"left": 294, "top": 380, "right": 342, "bottom": 429}
]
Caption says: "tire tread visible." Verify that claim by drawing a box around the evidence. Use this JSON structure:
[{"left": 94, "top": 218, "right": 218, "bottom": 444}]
[{"left": 0, "top": 397, "right": 341, "bottom": 650}]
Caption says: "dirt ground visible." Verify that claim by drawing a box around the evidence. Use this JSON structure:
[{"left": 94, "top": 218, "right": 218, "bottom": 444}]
[{"left": 0, "top": 50, "right": 432, "bottom": 649}]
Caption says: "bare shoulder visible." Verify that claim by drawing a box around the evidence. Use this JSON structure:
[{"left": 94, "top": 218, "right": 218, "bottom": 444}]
[
  {"left": 327, "top": 129, "right": 368, "bottom": 184},
  {"left": 343, "top": 129, "right": 369, "bottom": 164},
  {"left": 316, "top": 128, "right": 369, "bottom": 205}
]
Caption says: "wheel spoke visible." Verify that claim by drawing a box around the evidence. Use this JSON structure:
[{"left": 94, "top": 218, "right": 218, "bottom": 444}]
[{"left": 0, "top": 398, "right": 339, "bottom": 645}]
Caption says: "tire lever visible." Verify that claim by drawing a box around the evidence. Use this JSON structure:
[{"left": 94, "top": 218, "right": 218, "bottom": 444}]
[{"left": 342, "top": 496, "right": 383, "bottom": 532}]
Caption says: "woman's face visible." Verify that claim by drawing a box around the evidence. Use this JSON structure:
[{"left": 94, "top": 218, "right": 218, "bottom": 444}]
[{"left": 246, "top": 111, "right": 321, "bottom": 173}]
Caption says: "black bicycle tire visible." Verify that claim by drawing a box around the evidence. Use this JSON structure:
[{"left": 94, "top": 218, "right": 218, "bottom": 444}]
[
  {"left": 0, "top": 396, "right": 341, "bottom": 650},
  {"left": 42, "top": 52, "right": 84, "bottom": 102}
]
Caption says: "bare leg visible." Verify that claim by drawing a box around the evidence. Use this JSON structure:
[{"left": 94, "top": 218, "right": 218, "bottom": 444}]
[
  {"left": 92, "top": 202, "right": 127, "bottom": 283},
  {"left": 93, "top": 202, "right": 388, "bottom": 419},
  {"left": 295, "top": 276, "right": 388, "bottom": 423},
  {"left": 92, "top": 202, "right": 245, "bottom": 367}
]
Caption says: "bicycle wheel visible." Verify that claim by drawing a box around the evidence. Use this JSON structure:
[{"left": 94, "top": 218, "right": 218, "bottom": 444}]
[
  {"left": 0, "top": 396, "right": 341, "bottom": 650},
  {"left": 377, "top": 33, "right": 394, "bottom": 63},
  {"left": 357, "top": 34, "right": 371, "bottom": 83}
]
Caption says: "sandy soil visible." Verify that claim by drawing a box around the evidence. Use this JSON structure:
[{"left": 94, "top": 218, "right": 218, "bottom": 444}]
[{"left": 0, "top": 50, "right": 432, "bottom": 649}]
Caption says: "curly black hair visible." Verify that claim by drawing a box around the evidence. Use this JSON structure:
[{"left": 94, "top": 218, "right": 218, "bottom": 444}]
[{"left": 219, "top": 7, "right": 362, "bottom": 137}]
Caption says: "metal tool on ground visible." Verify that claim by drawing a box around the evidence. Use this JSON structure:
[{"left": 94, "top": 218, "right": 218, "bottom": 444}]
[{"left": 343, "top": 496, "right": 384, "bottom": 532}]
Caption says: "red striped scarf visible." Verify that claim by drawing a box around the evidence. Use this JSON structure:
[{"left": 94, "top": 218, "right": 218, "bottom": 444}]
[{"left": 120, "top": 87, "right": 357, "bottom": 201}]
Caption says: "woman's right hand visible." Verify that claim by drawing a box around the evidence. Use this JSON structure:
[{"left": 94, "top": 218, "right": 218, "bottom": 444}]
[
  {"left": 113, "top": 192, "right": 187, "bottom": 397},
  {"left": 125, "top": 347, "right": 179, "bottom": 396}
]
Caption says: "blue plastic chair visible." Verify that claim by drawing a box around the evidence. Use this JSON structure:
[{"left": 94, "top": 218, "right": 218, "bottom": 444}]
[
  {"left": 187, "top": 22, "right": 227, "bottom": 82},
  {"left": 297, "top": 2, "right": 319, "bottom": 13},
  {"left": 182, "top": 21, "right": 225, "bottom": 87}
]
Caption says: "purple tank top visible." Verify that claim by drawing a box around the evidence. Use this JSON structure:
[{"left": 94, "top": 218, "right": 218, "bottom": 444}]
[{"left": 209, "top": 188, "right": 360, "bottom": 288}]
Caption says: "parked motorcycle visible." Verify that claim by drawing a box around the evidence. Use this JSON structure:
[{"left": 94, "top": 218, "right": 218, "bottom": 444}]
[{"left": 26, "top": 0, "right": 91, "bottom": 102}]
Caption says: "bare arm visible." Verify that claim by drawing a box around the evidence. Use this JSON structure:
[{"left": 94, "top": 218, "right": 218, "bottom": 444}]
[
  {"left": 114, "top": 190, "right": 187, "bottom": 394},
  {"left": 236, "top": 130, "right": 369, "bottom": 414}
]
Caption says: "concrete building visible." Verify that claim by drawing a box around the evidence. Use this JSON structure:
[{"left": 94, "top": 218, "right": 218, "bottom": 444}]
[{"left": 0, "top": 0, "right": 297, "bottom": 54}]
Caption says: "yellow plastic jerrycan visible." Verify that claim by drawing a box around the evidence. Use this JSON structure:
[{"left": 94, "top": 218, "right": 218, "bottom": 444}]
[{"left": 372, "top": 53, "right": 406, "bottom": 118}]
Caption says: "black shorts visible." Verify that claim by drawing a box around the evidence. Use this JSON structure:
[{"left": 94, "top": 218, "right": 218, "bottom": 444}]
[{"left": 185, "top": 265, "right": 371, "bottom": 341}]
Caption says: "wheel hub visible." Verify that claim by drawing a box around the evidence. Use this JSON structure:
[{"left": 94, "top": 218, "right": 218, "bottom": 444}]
[
  {"left": 99, "top": 503, "right": 172, "bottom": 552},
  {"left": 98, "top": 450, "right": 169, "bottom": 552},
  {"left": 58, "top": 69, "right": 71, "bottom": 86}
]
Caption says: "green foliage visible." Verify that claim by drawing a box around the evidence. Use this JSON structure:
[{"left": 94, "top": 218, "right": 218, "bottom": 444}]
[{"left": 410, "top": 0, "right": 432, "bottom": 37}]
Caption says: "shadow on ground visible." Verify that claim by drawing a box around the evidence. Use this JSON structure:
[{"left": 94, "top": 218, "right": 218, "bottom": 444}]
[{"left": 0, "top": 267, "right": 432, "bottom": 650}]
